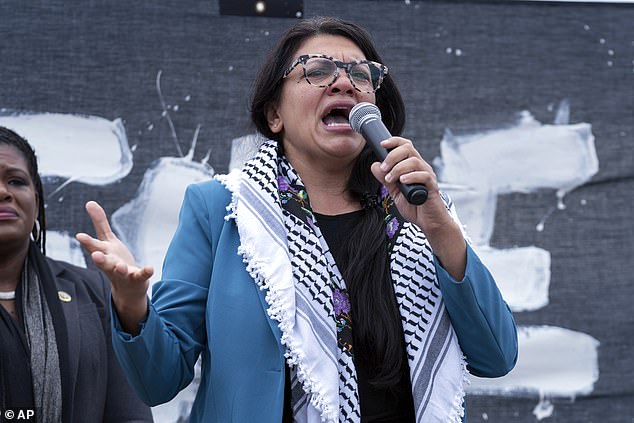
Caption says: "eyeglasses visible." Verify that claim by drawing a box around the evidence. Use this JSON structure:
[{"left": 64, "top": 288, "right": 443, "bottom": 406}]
[{"left": 283, "top": 54, "right": 388, "bottom": 93}]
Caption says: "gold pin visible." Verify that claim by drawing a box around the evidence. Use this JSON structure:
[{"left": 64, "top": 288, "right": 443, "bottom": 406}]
[{"left": 58, "top": 291, "right": 72, "bottom": 302}]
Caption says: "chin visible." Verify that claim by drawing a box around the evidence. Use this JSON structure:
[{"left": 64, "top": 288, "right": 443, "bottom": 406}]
[
  {"left": 326, "top": 139, "right": 364, "bottom": 158},
  {"left": 0, "top": 229, "right": 30, "bottom": 246}
]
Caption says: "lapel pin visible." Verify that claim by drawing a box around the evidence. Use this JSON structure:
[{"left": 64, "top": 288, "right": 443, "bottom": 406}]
[{"left": 58, "top": 291, "right": 72, "bottom": 302}]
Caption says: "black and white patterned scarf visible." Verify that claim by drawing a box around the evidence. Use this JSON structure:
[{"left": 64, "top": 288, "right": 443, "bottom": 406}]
[{"left": 217, "top": 140, "right": 466, "bottom": 422}]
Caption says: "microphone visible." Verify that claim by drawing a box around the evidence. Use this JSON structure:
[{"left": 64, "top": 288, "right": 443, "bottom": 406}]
[{"left": 349, "top": 102, "right": 428, "bottom": 205}]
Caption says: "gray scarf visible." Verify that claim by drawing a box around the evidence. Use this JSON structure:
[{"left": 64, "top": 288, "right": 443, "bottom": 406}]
[{"left": 21, "top": 256, "right": 62, "bottom": 423}]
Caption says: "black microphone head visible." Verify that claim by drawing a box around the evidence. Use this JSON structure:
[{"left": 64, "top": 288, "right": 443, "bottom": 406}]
[{"left": 349, "top": 102, "right": 382, "bottom": 134}]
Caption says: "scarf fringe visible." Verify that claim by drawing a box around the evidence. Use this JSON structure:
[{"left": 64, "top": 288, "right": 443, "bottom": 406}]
[
  {"left": 215, "top": 172, "right": 239, "bottom": 220},
  {"left": 446, "top": 356, "right": 469, "bottom": 423},
  {"left": 218, "top": 174, "right": 338, "bottom": 423}
]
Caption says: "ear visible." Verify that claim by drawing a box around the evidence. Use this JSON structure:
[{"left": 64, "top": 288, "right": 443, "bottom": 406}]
[{"left": 266, "top": 104, "right": 283, "bottom": 134}]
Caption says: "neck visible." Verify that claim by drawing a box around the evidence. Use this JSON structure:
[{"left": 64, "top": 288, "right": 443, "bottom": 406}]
[{"left": 0, "top": 240, "right": 29, "bottom": 292}]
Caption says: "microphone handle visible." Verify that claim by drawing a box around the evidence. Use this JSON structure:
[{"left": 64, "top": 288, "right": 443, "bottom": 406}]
[{"left": 360, "top": 120, "right": 428, "bottom": 205}]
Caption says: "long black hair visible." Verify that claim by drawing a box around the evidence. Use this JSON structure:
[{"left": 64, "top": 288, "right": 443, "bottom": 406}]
[
  {"left": 0, "top": 126, "right": 46, "bottom": 255},
  {"left": 250, "top": 17, "right": 407, "bottom": 387}
]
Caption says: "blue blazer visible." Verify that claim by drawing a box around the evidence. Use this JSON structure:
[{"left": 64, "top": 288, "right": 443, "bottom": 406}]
[{"left": 112, "top": 180, "right": 517, "bottom": 422}]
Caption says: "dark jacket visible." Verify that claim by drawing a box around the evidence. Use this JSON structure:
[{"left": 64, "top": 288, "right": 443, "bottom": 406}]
[{"left": 44, "top": 254, "right": 153, "bottom": 423}]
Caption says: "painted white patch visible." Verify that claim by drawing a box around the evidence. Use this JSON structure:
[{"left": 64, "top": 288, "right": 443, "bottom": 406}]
[
  {"left": 467, "top": 326, "right": 599, "bottom": 397},
  {"left": 437, "top": 111, "right": 598, "bottom": 194},
  {"left": 439, "top": 185, "right": 553, "bottom": 313},
  {"left": 45, "top": 231, "right": 87, "bottom": 268},
  {"left": 111, "top": 157, "right": 213, "bottom": 285},
  {"left": 471, "top": 245, "right": 551, "bottom": 312},
  {"left": 0, "top": 113, "right": 132, "bottom": 185},
  {"left": 438, "top": 185, "right": 496, "bottom": 247}
]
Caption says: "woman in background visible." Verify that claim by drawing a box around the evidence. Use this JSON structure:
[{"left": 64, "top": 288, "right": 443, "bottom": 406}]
[{"left": 0, "top": 126, "right": 153, "bottom": 423}]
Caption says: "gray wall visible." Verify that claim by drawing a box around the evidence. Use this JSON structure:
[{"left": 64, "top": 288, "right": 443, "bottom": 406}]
[{"left": 1, "top": 1, "right": 632, "bottom": 421}]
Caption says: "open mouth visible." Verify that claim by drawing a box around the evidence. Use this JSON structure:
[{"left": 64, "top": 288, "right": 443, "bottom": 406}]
[{"left": 322, "top": 106, "right": 353, "bottom": 127}]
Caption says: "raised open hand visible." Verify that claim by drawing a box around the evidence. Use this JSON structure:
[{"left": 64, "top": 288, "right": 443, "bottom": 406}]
[{"left": 76, "top": 201, "right": 153, "bottom": 333}]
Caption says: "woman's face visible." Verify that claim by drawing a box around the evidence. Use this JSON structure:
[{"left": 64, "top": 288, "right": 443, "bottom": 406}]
[
  {"left": 268, "top": 34, "right": 376, "bottom": 171},
  {"left": 0, "top": 144, "right": 38, "bottom": 248}
]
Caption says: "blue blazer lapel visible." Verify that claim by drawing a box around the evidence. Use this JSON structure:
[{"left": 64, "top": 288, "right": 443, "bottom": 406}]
[{"left": 254, "top": 282, "right": 283, "bottom": 343}]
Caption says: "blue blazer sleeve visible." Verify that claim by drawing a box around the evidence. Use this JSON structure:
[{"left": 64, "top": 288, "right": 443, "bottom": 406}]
[
  {"left": 111, "top": 182, "right": 226, "bottom": 405},
  {"left": 435, "top": 243, "right": 518, "bottom": 377}
]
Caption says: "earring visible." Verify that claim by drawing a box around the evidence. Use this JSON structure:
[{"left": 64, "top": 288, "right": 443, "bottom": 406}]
[{"left": 32, "top": 220, "right": 41, "bottom": 242}]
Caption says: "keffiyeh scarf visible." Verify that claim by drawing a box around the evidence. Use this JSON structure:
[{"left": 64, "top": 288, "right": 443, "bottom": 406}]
[{"left": 218, "top": 140, "right": 466, "bottom": 422}]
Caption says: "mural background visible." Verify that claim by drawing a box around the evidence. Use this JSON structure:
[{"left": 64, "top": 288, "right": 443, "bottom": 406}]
[{"left": 1, "top": 0, "right": 632, "bottom": 421}]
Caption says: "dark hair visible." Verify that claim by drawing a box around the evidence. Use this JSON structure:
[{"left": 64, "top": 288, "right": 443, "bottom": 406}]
[
  {"left": 0, "top": 126, "right": 46, "bottom": 255},
  {"left": 250, "top": 17, "right": 407, "bottom": 387}
]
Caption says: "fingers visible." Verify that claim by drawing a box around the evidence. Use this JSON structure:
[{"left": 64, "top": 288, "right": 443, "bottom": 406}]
[
  {"left": 113, "top": 262, "right": 154, "bottom": 283},
  {"left": 379, "top": 137, "right": 420, "bottom": 166},
  {"left": 129, "top": 265, "right": 155, "bottom": 282},
  {"left": 376, "top": 137, "right": 436, "bottom": 189},
  {"left": 384, "top": 157, "right": 429, "bottom": 184},
  {"left": 89, "top": 250, "right": 120, "bottom": 272},
  {"left": 75, "top": 232, "right": 110, "bottom": 254},
  {"left": 85, "top": 201, "right": 116, "bottom": 241},
  {"left": 89, "top": 250, "right": 154, "bottom": 284}
]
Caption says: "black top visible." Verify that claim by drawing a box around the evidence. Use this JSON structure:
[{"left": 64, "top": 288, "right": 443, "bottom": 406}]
[
  {"left": 0, "top": 284, "right": 35, "bottom": 412},
  {"left": 283, "top": 210, "right": 415, "bottom": 422}
]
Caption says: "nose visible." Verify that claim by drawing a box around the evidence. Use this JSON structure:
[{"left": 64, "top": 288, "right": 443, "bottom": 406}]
[
  {"left": 327, "top": 68, "right": 356, "bottom": 96},
  {"left": 0, "top": 181, "right": 11, "bottom": 201}
]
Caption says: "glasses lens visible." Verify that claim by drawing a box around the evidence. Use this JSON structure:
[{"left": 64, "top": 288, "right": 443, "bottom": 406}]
[
  {"left": 304, "top": 58, "right": 337, "bottom": 86},
  {"left": 350, "top": 62, "right": 383, "bottom": 92},
  {"left": 350, "top": 63, "right": 374, "bottom": 91}
]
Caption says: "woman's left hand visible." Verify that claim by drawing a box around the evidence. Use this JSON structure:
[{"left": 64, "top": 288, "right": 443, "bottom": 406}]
[{"left": 370, "top": 136, "right": 467, "bottom": 279}]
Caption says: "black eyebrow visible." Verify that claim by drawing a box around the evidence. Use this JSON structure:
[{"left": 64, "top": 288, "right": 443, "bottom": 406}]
[{"left": 3, "top": 167, "right": 32, "bottom": 178}]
